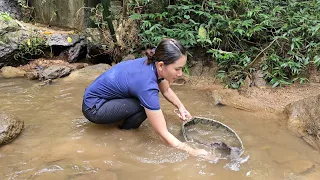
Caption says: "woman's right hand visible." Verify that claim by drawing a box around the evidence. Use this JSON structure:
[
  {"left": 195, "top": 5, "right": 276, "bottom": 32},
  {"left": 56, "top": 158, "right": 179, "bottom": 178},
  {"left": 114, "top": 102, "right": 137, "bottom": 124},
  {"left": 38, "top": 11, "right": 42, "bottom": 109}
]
[
  {"left": 190, "top": 148, "right": 219, "bottom": 162},
  {"left": 176, "top": 142, "right": 219, "bottom": 162}
]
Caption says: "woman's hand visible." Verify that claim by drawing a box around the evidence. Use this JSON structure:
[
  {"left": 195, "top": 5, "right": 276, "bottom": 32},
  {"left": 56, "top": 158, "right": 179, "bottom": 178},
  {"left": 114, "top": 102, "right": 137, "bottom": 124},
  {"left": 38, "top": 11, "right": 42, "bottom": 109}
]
[
  {"left": 177, "top": 107, "right": 191, "bottom": 121},
  {"left": 190, "top": 148, "right": 220, "bottom": 162},
  {"left": 175, "top": 142, "right": 219, "bottom": 162}
]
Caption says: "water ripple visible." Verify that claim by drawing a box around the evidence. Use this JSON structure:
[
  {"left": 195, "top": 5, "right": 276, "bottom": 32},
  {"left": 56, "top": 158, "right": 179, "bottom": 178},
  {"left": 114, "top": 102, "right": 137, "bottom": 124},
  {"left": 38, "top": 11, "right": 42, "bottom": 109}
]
[
  {"left": 35, "top": 165, "right": 64, "bottom": 175},
  {"left": 6, "top": 168, "right": 35, "bottom": 180}
]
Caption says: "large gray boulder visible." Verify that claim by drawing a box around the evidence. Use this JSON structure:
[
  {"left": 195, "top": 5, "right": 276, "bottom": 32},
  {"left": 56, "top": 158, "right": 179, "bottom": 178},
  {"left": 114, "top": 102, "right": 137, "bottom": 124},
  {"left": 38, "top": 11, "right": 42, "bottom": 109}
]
[
  {"left": 48, "top": 34, "right": 87, "bottom": 63},
  {"left": 285, "top": 94, "right": 320, "bottom": 150},
  {"left": 0, "top": 0, "right": 22, "bottom": 19},
  {"left": 62, "top": 39, "right": 87, "bottom": 63},
  {"left": 46, "top": 34, "right": 85, "bottom": 47},
  {"left": 0, "top": 17, "right": 30, "bottom": 67},
  {"left": 0, "top": 17, "right": 87, "bottom": 66},
  {"left": 0, "top": 112, "right": 24, "bottom": 146}
]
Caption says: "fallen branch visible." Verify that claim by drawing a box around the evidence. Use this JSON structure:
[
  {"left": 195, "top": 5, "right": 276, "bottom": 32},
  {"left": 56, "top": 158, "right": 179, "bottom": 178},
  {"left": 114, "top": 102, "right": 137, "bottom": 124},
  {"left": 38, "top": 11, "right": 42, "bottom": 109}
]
[
  {"left": 246, "top": 37, "right": 279, "bottom": 70},
  {"left": 15, "top": 20, "right": 26, "bottom": 30}
]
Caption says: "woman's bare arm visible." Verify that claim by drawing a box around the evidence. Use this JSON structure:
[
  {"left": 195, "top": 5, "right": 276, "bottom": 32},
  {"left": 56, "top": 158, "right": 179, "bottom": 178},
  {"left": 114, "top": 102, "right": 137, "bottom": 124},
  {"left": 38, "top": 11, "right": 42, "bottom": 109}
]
[
  {"left": 158, "top": 80, "right": 191, "bottom": 120},
  {"left": 158, "top": 80, "right": 184, "bottom": 109},
  {"left": 144, "top": 108, "right": 201, "bottom": 155}
]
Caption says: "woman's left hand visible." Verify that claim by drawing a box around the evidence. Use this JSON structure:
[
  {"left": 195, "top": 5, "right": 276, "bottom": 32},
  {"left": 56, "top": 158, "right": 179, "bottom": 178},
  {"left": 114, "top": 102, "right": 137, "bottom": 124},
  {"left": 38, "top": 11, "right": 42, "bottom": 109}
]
[{"left": 178, "top": 107, "right": 191, "bottom": 121}]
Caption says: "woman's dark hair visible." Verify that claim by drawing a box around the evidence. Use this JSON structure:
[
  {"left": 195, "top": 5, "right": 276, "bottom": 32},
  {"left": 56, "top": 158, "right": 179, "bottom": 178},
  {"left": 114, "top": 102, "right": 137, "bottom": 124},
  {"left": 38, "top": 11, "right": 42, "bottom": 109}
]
[{"left": 146, "top": 38, "right": 187, "bottom": 65}]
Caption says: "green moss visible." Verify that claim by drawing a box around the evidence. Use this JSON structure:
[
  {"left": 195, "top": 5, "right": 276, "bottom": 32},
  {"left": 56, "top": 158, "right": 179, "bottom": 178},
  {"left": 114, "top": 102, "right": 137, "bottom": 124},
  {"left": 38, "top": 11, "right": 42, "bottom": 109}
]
[{"left": 0, "top": 12, "right": 13, "bottom": 21}]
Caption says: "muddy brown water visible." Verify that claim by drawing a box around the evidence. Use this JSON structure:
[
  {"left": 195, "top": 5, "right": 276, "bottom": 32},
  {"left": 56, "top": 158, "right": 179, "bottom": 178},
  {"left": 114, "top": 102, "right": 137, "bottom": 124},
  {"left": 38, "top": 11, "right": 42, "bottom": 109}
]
[{"left": 0, "top": 77, "right": 320, "bottom": 180}]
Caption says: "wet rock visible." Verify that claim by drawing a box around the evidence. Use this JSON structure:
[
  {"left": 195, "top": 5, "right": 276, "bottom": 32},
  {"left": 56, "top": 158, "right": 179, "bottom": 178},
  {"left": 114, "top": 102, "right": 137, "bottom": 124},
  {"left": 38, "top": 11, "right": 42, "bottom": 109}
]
[
  {"left": 63, "top": 64, "right": 111, "bottom": 82},
  {"left": 46, "top": 34, "right": 85, "bottom": 47},
  {"left": 46, "top": 34, "right": 87, "bottom": 62},
  {"left": 0, "top": 0, "right": 22, "bottom": 19},
  {"left": 285, "top": 94, "right": 320, "bottom": 151},
  {"left": 18, "top": 59, "right": 88, "bottom": 80},
  {"left": 208, "top": 89, "right": 256, "bottom": 111},
  {"left": 39, "top": 65, "right": 72, "bottom": 80},
  {"left": 0, "top": 15, "right": 20, "bottom": 35},
  {"left": 18, "top": 58, "right": 88, "bottom": 72},
  {"left": 267, "top": 146, "right": 299, "bottom": 163},
  {"left": 24, "top": 70, "right": 39, "bottom": 80},
  {"left": 0, "top": 17, "right": 30, "bottom": 66},
  {"left": 0, "top": 112, "right": 24, "bottom": 146},
  {"left": 1, "top": 17, "right": 87, "bottom": 66},
  {"left": 59, "top": 40, "right": 87, "bottom": 63},
  {"left": 18, "top": 58, "right": 67, "bottom": 71},
  {"left": 0, "top": 66, "right": 26, "bottom": 78},
  {"left": 283, "top": 159, "right": 314, "bottom": 174}
]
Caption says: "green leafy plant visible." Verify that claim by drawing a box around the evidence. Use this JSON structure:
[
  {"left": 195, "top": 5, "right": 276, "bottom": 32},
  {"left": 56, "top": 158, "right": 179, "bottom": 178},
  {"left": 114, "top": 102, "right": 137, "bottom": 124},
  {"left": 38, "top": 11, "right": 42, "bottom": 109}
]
[
  {"left": 0, "top": 12, "right": 13, "bottom": 21},
  {"left": 14, "top": 36, "right": 47, "bottom": 64},
  {"left": 129, "top": 0, "right": 320, "bottom": 88},
  {"left": 314, "top": 55, "right": 320, "bottom": 70}
]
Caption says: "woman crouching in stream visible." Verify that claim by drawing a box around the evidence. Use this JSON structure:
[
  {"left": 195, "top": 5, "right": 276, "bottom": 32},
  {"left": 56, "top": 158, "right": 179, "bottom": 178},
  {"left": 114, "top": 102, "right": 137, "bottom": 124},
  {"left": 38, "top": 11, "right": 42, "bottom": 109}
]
[{"left": 82, "top": 38, "right": 217, "bottom": 160}]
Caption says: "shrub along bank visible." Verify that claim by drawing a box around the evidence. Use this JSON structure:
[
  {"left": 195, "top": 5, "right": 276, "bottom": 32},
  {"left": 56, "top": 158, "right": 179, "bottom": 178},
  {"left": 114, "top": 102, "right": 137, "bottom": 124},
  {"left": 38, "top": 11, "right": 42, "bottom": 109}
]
[{"left": 129, "top": 0, "right": 320, "bottom": 88}]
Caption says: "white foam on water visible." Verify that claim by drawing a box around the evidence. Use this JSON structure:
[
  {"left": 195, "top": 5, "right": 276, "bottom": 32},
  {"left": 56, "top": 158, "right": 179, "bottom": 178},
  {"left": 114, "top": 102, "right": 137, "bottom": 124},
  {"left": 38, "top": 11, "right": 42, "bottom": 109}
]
[
  {"left": 224, "top": 155, "right": 250, "bottom": 171},
  {"left": 35, "top": 165, "right": 64, "bottom": 175}
]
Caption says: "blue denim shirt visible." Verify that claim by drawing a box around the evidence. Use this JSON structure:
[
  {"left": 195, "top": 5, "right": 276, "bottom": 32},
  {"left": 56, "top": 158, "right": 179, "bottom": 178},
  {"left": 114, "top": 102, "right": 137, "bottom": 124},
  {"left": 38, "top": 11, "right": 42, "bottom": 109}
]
[{"left": 83, "top": 57, "right": 160, "bottom": 110}]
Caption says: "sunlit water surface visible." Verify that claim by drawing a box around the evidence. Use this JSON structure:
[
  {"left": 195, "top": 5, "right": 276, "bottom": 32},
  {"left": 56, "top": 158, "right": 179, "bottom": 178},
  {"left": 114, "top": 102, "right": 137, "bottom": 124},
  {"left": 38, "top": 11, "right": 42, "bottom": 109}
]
[{"left": 0, "top": 77, "right": 320, "bottom": 180}]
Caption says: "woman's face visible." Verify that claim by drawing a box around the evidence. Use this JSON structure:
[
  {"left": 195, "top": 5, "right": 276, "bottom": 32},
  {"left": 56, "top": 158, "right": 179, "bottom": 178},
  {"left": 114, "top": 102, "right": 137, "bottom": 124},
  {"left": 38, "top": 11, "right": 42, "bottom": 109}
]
[{"left": 157, "top": 55, "right": 187, "bottom": 83}]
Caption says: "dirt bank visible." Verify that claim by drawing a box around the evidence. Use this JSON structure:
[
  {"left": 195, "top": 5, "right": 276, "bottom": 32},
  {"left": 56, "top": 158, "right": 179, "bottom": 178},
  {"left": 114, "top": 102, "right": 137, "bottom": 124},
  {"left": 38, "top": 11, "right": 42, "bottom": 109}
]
[{"left": 187, "top": 76, "right": 320, "bottom": 116}]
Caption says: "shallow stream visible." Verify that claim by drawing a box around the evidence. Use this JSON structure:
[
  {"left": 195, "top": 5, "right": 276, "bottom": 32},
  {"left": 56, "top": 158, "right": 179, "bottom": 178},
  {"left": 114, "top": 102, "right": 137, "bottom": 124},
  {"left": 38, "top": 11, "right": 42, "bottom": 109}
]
[{"left": 0, "top": 77, "right": 319, "bottom": 179}]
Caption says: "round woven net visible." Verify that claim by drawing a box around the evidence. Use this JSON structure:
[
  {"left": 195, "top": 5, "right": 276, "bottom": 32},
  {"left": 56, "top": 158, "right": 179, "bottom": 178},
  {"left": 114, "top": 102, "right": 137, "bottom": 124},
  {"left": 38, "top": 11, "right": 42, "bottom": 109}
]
[{"left": 182, "top": 117, "right": 244, "bottom": 159}]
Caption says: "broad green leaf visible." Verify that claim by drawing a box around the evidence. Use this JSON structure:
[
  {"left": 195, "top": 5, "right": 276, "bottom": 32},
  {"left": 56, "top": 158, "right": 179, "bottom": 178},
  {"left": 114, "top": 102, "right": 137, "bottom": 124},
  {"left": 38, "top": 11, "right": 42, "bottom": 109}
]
[
  {"left": 198, "top": 26, "right": 207, "bottom": 39},
  {"left": 67, "top": 37, "right": 72, "bottom": 43}
]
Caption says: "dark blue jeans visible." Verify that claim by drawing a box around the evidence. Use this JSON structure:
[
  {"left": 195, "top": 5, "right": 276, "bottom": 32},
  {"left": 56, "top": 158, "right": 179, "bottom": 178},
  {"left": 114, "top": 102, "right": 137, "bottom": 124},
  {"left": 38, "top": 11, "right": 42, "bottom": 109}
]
[{"left": 82, "top": 98, "right": 147, "bottom": 129}]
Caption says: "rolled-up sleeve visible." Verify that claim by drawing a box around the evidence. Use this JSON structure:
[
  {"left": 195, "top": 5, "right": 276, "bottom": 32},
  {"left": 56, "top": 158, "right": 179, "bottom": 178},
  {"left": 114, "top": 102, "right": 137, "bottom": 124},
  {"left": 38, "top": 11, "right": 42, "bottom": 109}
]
[{"left": 137, "top": 88, "right": 160, "bottom": 110}]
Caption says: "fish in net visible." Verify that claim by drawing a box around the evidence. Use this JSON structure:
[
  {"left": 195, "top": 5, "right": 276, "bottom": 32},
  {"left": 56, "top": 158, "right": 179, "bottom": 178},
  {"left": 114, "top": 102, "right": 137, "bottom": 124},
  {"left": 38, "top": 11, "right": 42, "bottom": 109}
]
[{"left": 182, "top": 117, "right": 244, "bottom": 160}]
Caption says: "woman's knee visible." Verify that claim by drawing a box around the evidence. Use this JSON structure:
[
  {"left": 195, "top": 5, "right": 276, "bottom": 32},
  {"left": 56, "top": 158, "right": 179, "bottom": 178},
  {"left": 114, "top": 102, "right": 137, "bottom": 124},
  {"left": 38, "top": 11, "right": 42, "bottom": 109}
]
[
  {"left": 119, "top": 111, "right": 147, "bottom": 130},
  {"left": 82, "top": 102, "right": 98, "bottom": 123}
]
